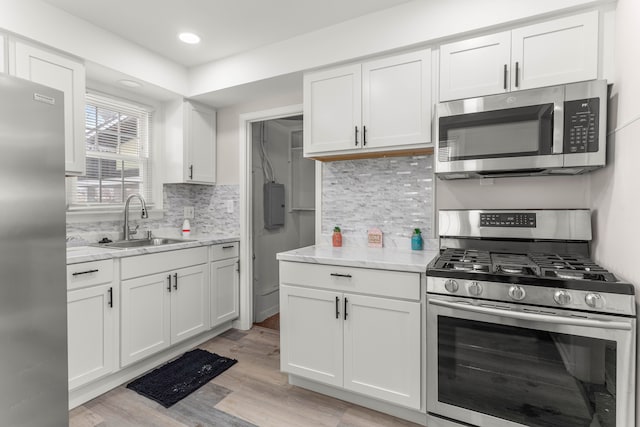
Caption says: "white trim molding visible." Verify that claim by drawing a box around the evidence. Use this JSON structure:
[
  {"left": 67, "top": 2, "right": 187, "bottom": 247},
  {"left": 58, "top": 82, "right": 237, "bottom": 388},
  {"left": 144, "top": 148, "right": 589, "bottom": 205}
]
[{"left": 236, "top": 104, "right": 304, "bottom": 330}]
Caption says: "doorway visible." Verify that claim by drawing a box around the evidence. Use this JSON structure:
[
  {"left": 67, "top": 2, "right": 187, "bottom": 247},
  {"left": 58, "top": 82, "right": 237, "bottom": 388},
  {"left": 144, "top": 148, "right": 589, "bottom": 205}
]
[{"left": 251, "top": 115, "right": 315, "bottom": 324}]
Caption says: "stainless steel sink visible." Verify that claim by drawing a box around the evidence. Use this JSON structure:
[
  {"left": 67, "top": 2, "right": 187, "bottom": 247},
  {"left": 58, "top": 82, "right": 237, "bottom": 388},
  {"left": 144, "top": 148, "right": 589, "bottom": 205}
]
[{"left": 100, "top": 237, "right": 191, "bottom": 249}]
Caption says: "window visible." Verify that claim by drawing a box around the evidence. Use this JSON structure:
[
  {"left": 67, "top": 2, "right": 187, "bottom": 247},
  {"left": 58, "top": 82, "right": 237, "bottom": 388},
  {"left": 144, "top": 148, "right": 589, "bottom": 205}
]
[{"left": 67, "top": 92, "right": 153, "bottom": 209}]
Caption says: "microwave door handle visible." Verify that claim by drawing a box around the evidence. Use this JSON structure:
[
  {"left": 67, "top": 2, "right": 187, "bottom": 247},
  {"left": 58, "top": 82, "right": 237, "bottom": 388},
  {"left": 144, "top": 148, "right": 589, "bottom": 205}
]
[{"left": 428, "top": 298, "right": 632, "bottom": 331}]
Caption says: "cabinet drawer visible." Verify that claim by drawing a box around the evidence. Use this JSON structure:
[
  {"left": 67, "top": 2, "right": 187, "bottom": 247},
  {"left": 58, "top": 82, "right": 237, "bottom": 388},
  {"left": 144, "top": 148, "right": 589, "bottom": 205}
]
[
  {"left": 67, "top": 259, "right": 113, "bottom": 290},
  {"left": 280, "top": 261, "right": 420, "bottom": 300},
  {"left": 210, "top": 242, "right": 239, "bottom": 261},
  {"left": 121, "top": 247, "right": 207, "bottom": 279}
]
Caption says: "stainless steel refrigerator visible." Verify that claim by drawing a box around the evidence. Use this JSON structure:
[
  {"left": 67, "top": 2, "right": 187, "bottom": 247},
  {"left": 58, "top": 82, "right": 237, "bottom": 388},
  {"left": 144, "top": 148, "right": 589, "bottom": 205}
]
[{"left": 0, "top": 74, "right": 68, "bottom": 426}]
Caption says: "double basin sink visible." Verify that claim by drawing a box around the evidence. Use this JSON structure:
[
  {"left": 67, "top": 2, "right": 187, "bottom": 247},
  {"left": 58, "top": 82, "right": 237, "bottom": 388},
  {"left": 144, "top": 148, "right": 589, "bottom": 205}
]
[{"left": 96, "top": 237, "right": 191, "bottom": 249}]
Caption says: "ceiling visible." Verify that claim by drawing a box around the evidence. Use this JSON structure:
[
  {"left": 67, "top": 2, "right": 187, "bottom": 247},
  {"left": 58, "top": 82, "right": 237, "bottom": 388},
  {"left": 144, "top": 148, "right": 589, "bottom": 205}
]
[{"left": 43, "top": 0, "right": 414, "bottom": 68}]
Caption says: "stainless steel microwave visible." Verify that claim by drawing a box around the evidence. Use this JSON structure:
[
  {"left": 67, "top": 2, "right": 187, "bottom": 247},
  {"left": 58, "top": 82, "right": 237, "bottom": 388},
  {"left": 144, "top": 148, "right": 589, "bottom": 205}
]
[{"left": 435, "top": 80, "right": 607, "bottom": 179}]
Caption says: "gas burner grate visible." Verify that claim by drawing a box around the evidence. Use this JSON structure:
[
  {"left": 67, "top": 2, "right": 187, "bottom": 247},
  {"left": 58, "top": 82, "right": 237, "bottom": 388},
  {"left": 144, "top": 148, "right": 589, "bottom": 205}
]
[
  {"left": 530, "top": 253, "right": 618, "bottom": 282},
  {"left": 434, "top": 248, "right": 491, "bottom": 272}
]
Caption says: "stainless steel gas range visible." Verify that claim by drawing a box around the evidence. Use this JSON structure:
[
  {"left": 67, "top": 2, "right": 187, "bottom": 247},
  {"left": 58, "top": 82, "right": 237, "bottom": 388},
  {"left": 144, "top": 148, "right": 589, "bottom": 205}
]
[{"left": 426, "top": 209, "right": 636, "bottom": 427}]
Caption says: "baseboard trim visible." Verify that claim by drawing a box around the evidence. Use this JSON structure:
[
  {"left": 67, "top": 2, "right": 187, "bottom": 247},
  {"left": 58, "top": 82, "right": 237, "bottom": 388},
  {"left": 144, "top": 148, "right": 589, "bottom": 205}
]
[
  {"left": 69, "top": 322, "right": 233, "bottom": 409},
  {"left": 255, "top": 303, "right": 279, "bottom": 323},
  {"left": 289, "top": 375, "right": 427, "bottom": 426}
]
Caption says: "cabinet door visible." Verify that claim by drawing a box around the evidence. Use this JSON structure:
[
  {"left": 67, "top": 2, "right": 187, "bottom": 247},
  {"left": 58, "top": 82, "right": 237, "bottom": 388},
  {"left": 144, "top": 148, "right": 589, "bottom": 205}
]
[
  {"left": 171, "top": 264, "right": 209, "bottom": 344},
  {"left": 121, "top": 273, "right": 171, "bottom": 367},
  {"left": 439, "top": 32, "right": 511, "bottom": 101},
  {"left": 362, "top": 49, "right": 432, "bottom": 148},
  {"left": 303, "top": 64, "right": 362, "bottom": 156},
  {"left": 185, "top": 102, "right": 216, "bottom": 184},
  {"left": 280, "top": 285, "right": 343, "bottom": 387},
  {"left": 210, "top": 258, "right": 239, "bottom": 327},
  {"left": 343, "top": 294, "right": 421, "bottom": 409},
  {"left": 511, "top": 11, "right": 598, "bottom": 90},
  {"left": 67, "top": 284, "right": 116, "bottom": 390},
  {"left": 13, "top": 41, "right": 86, "bottom": 175}
]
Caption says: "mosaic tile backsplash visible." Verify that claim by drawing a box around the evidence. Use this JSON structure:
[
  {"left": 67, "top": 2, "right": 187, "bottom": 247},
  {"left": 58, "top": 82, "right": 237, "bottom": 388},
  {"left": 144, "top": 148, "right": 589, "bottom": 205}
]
[
  {"left": 322, "top": 155, "right": 435, "bottom": 248},
  {"left": 66, "top": 184, "right": 240, "bottom": 245}
]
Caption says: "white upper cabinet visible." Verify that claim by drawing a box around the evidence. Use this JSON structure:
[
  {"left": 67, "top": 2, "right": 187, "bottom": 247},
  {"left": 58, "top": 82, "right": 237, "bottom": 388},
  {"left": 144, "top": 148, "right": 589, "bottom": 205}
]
[
  {"left": 164, "top": 100, "right": 216, "bottom": 185},
  {"left": 11, "top": 40, "right": 86, "bottom": 175},
  {"left": 303, "top": 64, "right": 362, "bottom": 155},
  {"left": 511, "top": 12, "right": 598, "bottom": 91},
  {"left": 439, "top": 11, "right": 599, "bottom": 101},
  {"left": 304, "top": 49, "right": 431, "bottom": 158},
  {"left": 362, "top": 50, "right": 432, "bottom": 149},
  {"left": 439, "top": 32, "right": 512, "bottom": 101}
]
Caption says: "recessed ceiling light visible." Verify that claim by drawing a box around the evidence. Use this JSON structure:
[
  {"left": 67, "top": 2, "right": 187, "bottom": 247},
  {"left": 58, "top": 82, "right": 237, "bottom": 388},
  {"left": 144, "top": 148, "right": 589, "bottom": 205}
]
[
  {"left": 178, "top": 32, "right": 201, "bottom": 44},
  {"left": 118, "top": 79, "right": 143, "bottom": 88}
]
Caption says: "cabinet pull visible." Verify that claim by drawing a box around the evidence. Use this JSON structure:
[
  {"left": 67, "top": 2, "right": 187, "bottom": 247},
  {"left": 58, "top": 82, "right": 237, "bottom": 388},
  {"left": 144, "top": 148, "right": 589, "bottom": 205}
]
[
  {"left": 189, "top": 164, "right": 194, "bottom": 179},
  {"left": 344, "top": 297, "right": 349, "bottom": 320},
  {"left": 222, "top": 245, "right": 234, "bottom": 249},
  {"left": 72, "top": 269, "right": 99, "bottom": 276},
  {"left": 108, "top": 287, "right": 113, "bottom": 308},
  {"left": 354, "top": 126, "right": 359, "bottom": 146},
  {"left": 167, "top": 274, "right": 172, "bottom": 292},
  {"left": 503, "top": 64, "right": 507, "bottom": 90},
  {"left": 515, "top": 61, "right": 520, "bottom": 87},
  {"left": 330, "top": 273, "right": 352, "bottom": 278},
  {"left": 363, "top": 125, "right": 367, "bottom": 146},
  {"left": 335, "top": 296, "right": 340, "bottom": 319},
  {"left": 173, "top": 273, "right": 178, "bottom": 290}
]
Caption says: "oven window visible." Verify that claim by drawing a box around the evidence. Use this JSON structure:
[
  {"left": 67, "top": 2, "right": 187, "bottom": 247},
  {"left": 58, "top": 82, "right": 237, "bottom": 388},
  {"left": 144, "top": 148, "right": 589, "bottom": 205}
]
[
  {"left": 438, "top": 316, "right": 617, "bottom": 427},
  {"left": 438, "top": 104, "right": 554, "bottom": 161}
]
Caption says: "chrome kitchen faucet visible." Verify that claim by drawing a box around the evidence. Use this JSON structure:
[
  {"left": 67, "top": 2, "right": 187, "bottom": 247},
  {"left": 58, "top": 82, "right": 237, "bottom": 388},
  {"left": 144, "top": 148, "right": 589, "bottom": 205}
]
[{"left": 123, "top": 193, "right": 148, "bottom": 240}]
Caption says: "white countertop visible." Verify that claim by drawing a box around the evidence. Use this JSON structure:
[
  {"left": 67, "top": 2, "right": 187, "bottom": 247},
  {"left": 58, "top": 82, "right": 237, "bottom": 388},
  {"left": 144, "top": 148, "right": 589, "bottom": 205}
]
[
  {"left": 276, "top": 245, "right": 438, "bottom": 273},
  {"left": 66, "top": 233, "right": 239, "bottom": 264}
]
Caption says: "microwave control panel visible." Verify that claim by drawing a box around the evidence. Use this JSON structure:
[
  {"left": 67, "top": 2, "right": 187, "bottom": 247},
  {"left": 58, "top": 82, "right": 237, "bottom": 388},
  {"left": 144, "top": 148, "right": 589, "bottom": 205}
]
[{"left": 564, "top": 98, "right": 600, "bottom": 154}]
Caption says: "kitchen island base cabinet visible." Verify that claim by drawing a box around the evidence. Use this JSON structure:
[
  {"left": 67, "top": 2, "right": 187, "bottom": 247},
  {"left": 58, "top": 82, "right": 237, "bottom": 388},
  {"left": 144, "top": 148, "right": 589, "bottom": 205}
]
[{"left": 279, "top": 261, "right": 421, "bottom": 410}]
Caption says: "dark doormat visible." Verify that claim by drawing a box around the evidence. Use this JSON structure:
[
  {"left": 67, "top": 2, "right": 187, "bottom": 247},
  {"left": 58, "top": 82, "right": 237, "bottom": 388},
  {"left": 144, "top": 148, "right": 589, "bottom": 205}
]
[{"left": 126, "top": 349, "right": 237, "bottom": 408}]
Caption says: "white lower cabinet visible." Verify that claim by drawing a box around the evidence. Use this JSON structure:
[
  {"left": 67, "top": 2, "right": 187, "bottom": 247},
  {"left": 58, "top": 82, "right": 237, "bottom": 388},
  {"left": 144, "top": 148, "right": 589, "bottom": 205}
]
[
  {"left": 279, "top": 262, "right": 421, "bottom": 409},
  {"left": 67, "top": 283, "right": 116, "bottom": 390},
  {"left": 210, "top": 257, "right": 240, "bottom": 327},
  {"left": 120, "top": 247, "right": 209, "bottom": 367},
  {"left": 67, "top": 259, "right": 116, "bottom": 391}
]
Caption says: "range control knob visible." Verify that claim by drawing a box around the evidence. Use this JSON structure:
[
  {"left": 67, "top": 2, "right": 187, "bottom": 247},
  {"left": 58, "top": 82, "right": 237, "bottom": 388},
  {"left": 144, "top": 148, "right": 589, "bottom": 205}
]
[
  {"left": 508, "top": 285, "right": 526, "bottom": 301},
  {"left": 585, "top": 293, "right": 604, "bottom": 309},
  {"left": 444, "top": 279, "right": 459, "bottom": 293},
  {"left": 554, "top": 290, "right": 572, "bottom": 305},
  {"left": 468, "top": 281, "right": 483, "bottom": 296}
]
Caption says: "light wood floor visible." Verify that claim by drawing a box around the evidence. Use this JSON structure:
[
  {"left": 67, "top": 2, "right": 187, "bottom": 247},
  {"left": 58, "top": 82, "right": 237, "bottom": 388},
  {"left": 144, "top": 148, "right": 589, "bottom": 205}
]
[{"left": 69, "top": 326, "right": 422, "bottom": 427}]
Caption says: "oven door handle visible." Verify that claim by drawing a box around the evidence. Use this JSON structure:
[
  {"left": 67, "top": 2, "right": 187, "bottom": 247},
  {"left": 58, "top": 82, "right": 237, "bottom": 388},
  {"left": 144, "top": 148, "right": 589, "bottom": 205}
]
[{"left": 429, "top": 298, "right": 633, "bottom": 331}]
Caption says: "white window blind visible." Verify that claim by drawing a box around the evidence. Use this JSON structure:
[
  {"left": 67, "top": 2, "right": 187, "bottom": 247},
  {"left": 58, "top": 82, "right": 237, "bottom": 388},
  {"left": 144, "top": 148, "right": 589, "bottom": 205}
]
[{"left": 67, "top": 92, "right": 153, "bottom": 208}]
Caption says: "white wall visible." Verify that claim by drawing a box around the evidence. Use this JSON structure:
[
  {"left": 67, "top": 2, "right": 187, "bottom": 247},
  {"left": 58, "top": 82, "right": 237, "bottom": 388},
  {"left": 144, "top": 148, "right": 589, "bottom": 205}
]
[
  {"left": 588, "top": 1, "right": 640, "bottom": 420},
  {"left": 215, "top": 90, "right": 302, "bottom": 184}
]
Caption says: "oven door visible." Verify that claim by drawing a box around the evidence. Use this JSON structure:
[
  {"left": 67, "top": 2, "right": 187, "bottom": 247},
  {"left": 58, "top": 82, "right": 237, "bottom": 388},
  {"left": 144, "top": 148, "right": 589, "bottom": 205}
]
[
  {"left": 427, "top": 295, "right": 636, "bottom": 427},
  {"left": 435, "top": 86, "right": 564, "bottom": 177}
]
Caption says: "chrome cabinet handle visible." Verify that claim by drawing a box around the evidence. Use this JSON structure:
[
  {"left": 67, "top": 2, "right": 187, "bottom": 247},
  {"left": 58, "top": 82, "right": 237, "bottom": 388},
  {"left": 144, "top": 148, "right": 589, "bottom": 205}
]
[
  {"left": 173, "top": 273, "right": 178, "bottom": 290},
  {"left": 167, "top": 274, "right": 172, "bottom": 292},
  {"left": 428, "top": 298, "right": 632, "bottom": 331},
  {"left": 72, "top": 269, "right": 99, "bottom": 276},
  {"left": 330, "top": 273, "right": 352, "bottom": 278}
]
